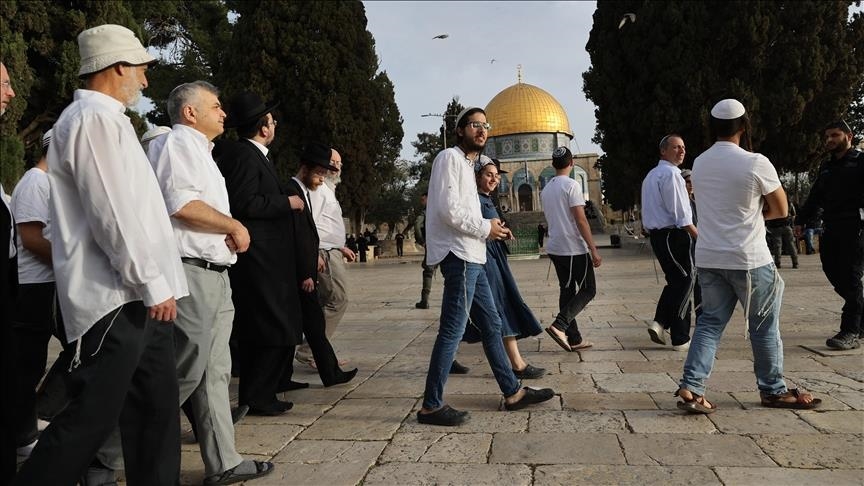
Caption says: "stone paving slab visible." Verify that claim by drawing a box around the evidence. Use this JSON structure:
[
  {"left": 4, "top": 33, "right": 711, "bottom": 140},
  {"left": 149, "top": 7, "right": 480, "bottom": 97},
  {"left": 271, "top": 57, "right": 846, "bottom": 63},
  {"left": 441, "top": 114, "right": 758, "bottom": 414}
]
[
  {"left": 624, "top": 410, "right": 718, "bottom": 434},
  {"left": 234, "top": 423, "right": 304, "bottom": 456},
  {"left": 713, "top": 467, "right": 864, "bottom": 486},
  {"left": 299, "top": 398, "right": 415, "bottom": 440},
  {"left": 594, "top": 372, "right": 678, "bottom": 393},
  {"left": 562, "top": 392, "right": 658, "bottom": 411},
  {"left": 490, "top": 432, "right": 626, "bottom": 465},
  {"left": 252, "top": 462, "right": 376, "bottom": 486},
  {"left": 730, "top": 391, "right": 854, "bottom": 410},
  {"left": 398, "top": 410, "right": 529, "bottom": 434},
  {"left": 619, "top": 434, "right": 774, "bottom": 467},
  {"left": 271, "top": 439, "right": 386, "bottom": 464},
  {"left": 754, "top": 434, "right": 864, "bottom": 469},
  {"left": 829, "top": 392, "right": 864, "bottom": 410},
  {"left": 535, "top": 465, "right": 722, "bottom": 485},
  {"left": 419, "top": 433, "right": 493, "bottom": 463},
  {"left": 528, "top": 410, "right": 628, "bottom": 433},
  {"left": 707, "top": 409, "right": 821, "bottom": 434},
  {"left": 796, "top": 410, "right": 864, "bottom": 434},
  {"left": 363, "top": 463, "right": 532, "bottom": 486}
]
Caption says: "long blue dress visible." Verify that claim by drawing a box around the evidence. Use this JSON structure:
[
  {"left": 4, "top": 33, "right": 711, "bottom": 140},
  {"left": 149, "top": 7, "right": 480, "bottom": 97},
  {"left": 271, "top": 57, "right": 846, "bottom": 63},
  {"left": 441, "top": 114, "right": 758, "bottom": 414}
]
[{"left": 463, "top": 193, "right": 543, "bottom": 343}]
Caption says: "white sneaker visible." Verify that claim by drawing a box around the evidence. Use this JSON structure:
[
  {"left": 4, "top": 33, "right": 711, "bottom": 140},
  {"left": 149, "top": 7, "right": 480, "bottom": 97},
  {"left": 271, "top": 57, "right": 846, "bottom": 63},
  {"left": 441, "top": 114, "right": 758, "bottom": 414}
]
[
  {"left": 646, "top": 321, "right": 667, "bottom": 345},
  {"left": 673, "top": 341, "right": 690, "bottom": 352}
]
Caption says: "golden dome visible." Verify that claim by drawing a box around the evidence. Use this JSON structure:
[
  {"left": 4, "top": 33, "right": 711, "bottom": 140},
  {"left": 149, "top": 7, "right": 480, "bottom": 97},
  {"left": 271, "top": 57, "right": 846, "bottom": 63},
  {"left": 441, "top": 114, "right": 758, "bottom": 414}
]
[{"left": 485, "top": 82, "right": 572, "bottom": 137}]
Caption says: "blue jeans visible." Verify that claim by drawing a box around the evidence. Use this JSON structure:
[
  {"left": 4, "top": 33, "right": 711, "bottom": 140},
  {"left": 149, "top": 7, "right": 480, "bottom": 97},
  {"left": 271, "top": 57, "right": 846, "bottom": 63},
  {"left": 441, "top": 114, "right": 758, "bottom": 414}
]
[
  {"left": 680, "top": 264, "right": 787, "bottom": 397},
  {"left": 422, "top": 253, "right": 520, "bottom": 410}
]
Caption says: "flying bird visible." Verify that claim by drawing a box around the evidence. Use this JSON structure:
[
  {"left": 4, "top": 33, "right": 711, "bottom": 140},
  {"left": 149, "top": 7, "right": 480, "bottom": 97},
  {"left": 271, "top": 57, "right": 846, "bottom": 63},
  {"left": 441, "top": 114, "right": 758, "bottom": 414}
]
[
  {"left": 432, "top": 34, "right": 449, "bottom": 39},
  {"left": 618, "top": 13, "right": 636, "bottom": 29},
  {"left": 490, "top": 59, "right": 497, "bottom": 64}
]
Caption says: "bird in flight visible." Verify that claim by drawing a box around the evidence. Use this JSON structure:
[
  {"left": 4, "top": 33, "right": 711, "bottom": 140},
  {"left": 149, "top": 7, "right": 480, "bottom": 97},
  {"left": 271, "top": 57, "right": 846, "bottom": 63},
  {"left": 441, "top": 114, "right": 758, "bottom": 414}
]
[
  {"left": 432, "top": 34, "right": 449, "bottom": 39},
  {"left": 618, "top": 13, "right": 636, "bottom": 29},
  {"left": 490, "top": 59, "right": 496, "bottom": 64}
]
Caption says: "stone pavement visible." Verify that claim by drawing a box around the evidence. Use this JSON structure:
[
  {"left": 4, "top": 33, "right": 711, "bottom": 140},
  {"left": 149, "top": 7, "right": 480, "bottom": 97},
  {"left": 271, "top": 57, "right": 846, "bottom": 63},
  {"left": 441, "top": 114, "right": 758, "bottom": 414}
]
[{"left": 107, "top": 241, "right": 863, "bottom": 484}]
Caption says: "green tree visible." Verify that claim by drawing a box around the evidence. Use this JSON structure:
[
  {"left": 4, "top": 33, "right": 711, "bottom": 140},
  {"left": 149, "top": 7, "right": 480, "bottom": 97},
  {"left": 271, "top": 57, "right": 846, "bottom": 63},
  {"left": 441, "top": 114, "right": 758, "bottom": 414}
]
[
  {"left": 583, "top": 1, "right": 864, "bottom": 209},
  {"left": 222, "top": 0, "right": 403, "bottom": 231}
]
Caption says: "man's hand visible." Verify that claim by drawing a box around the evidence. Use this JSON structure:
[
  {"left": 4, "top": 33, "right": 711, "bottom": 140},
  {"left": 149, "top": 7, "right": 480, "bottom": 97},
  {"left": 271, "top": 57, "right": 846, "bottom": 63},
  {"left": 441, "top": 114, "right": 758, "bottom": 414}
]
[
  {"left": 487, "top": 218, "right": 509, "bottom": 241},
  {"left": 793, "top": 225, "right": 803, "bottom": 238},
  {"left": 317, "top": 255, "right": 326, "bottom": 273},
  {"left": 289, "top": 195, "right": 305, "bottom": 211},
  {"left": 340, "top": 247, "right": 356, "bottom": 262},
  {"left": 229, "top": 222, "right": 251, "bottom": 253},
  {"left": 225, "top": 235, "right": 237, "bottom": 252},
  {"left": 149, "top": 297, "right": 177, "bottom": 322},
  {"left": 301, "top": 278, "right": 315, "bottom": 293},
  {"left": 589, "top": 248, "right": 602, "bottom": 267}
]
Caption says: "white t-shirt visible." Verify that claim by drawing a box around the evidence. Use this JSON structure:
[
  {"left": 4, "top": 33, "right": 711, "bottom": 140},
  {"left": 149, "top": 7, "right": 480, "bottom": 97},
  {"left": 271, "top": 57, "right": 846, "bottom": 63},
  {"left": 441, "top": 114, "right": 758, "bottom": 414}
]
[
  {"left": 541, "top": 175, "right": 588, "bottom": 256},
  {"left": 10, "top": 167, "right": 54, "bottom": 283},
  {"left": 692, "top": 141, "right": 780, "bottom": 270}
]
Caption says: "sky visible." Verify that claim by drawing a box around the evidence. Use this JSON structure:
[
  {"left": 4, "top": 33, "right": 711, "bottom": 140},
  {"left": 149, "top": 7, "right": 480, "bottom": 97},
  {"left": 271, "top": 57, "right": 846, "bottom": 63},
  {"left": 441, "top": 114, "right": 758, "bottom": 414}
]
[{"left": 362, "top": 1, "right": 601, "bottom": 161}]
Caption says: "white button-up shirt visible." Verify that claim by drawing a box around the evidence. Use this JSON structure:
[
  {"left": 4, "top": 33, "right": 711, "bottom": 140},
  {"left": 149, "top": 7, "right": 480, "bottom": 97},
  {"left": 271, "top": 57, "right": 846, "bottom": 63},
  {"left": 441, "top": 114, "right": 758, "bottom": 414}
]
[
  {"left": 47, "top": 89, "right": 188, "bottom": 342},
  {"left": 10, "top": 167, "right": 53, "bottom": 283},
  {"left": 640, "top": 159, "right": 693, "bottom": 230},
  {"left": 425, "top": 146, "right": 491, "bottom": 265},
  {"left": 309, "top": 181, "right": 345, "bottom": 249},
  {"left": 148, "top": 124, "right": 236, "bottom": 266}
]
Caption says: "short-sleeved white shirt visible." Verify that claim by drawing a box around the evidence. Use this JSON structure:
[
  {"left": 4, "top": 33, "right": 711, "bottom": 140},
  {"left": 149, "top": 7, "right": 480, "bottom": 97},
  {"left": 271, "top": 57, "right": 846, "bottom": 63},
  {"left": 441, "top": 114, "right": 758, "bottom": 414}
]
[
  {"left": 541, "top": 175, "right": 589, "bottom": 256},
  {"left": 10, "top": 167, "right": 54, "bottom": 283},
  {"left": 692, "top": 141, "right": 781, "bottom": 270}
]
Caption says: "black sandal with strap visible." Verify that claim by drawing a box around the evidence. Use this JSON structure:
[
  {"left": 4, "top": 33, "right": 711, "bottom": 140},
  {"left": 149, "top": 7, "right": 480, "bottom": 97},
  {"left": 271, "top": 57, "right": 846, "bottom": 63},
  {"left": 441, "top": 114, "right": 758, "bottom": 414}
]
[{"left": 675, "top": 389, "right": 717, "bottom": 414}]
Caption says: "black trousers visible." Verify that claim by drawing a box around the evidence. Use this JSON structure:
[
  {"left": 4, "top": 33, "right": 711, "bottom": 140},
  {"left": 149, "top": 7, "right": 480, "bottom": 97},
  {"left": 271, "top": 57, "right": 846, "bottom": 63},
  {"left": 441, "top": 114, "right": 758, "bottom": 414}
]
[
  {"left": 238, "top": 342, "right": 292, "bottom": 410},
  {"left": 766, "top": 225, "right": 798, "bottom": 267},
  {"left": 13, "top": 302, "right": 180, "bottom": 486},
  {"left": 281, "top": 289, "right": 342, "bottom": 386},
  {"left": 649, "top": 228, "right": 695, "bottom": 346},
  {"left": 11, "top": 282, "right": 75, "bottom": 446},
  {"left": 820, "top": 224, "right": 864, "bottom": 334},
  {"left": 549, "top": 253, "right": 596, "bottom": 343}
]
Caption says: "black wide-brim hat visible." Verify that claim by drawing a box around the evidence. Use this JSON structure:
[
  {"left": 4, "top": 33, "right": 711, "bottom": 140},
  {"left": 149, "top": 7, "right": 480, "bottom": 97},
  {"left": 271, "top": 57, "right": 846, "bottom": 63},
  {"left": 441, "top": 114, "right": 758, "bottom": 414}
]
[
  {"left": 224, "top": 91, "right": 280, "bottom": 129},
  {"left": 301, "top": 142, "right": 339, "bottom": 171}
]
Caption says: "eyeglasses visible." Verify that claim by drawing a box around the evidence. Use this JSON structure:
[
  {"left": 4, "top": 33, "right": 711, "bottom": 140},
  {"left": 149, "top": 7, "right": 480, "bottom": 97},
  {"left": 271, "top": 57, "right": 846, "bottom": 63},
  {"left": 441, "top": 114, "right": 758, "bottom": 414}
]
[
  {"left": 268, "top": 119, "right": 278, "bottom": 127},
  {"left": 466, "top": 121, "right": 491, "bottom": 131},
  {"left": 1, "top": 81, "right": 11, "bottom": 89}
]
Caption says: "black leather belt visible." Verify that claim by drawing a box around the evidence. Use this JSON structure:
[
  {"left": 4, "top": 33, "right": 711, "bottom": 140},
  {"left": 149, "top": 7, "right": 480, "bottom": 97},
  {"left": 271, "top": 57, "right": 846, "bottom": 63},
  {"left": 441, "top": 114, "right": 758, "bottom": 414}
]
[{"left": 181, "top": 257, "right": 229, "bottom": 273}]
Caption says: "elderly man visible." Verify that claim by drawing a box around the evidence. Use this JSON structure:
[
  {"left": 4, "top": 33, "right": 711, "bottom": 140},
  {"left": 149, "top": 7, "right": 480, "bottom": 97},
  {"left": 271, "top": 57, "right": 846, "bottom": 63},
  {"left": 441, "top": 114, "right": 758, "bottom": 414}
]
[
  {"left": 675, "top": 99, "right": 819, "bottom": 413},
  {"left": 641, "top": 134, "right": 698, "bottom": 350},
  {"left": 148, "top": 81, "right": 272, "bottom": 484},
  {"left": 295, "top": 148, "right": 356, "bottom": 369},
  {"left": 13, "top": 25, "right": 189, "bottom": 485},
  {"left": 418, "top": 107, "right": 554, "bottom": 427}
]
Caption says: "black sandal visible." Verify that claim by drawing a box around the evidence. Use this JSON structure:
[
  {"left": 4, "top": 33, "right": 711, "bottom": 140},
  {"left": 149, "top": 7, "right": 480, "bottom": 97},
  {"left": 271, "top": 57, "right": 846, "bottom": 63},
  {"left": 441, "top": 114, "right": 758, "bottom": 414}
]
[
  {"left": 675, "top": 389, "right": 716, "bottom": 414},
  {"left": 760, "top": 388, "right": 821, "bottom": 410},
  {"left": 204, "top": 460, "right": 274, "bottom": 485}
]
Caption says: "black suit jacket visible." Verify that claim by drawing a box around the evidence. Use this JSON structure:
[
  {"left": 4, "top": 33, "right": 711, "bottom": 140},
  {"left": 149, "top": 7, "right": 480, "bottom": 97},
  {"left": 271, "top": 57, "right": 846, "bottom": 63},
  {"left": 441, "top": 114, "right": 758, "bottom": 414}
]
[
  {"left": 215, "top": 139, "right": 303, "bottom": 346},
  {"left": 286, "top": 178, "right": 320, "bottom": 282}
]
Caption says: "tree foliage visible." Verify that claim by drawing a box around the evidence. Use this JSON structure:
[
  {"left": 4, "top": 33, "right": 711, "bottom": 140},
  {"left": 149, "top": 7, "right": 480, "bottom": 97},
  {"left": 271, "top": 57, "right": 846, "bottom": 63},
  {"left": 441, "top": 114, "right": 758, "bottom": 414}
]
[
  {"left": 583, "top": 1, "right": 864, "bottom": 209},
  {"left": 222, "top": 0, "right": 403, "bottom": 230}
]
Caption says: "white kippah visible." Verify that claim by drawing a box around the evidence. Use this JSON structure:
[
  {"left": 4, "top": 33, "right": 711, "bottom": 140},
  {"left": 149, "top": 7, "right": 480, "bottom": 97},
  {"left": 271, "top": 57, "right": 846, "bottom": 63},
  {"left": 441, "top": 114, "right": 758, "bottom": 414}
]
[{"left": 710, "top": 99, "right": 746, "bottom": 120}]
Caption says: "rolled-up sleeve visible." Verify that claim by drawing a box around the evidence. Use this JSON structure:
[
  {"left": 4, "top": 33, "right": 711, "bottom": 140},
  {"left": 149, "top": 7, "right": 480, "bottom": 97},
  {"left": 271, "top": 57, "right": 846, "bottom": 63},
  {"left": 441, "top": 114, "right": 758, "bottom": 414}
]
[{"left": 662, "top": 172, "right": 693, "bottom": 228}]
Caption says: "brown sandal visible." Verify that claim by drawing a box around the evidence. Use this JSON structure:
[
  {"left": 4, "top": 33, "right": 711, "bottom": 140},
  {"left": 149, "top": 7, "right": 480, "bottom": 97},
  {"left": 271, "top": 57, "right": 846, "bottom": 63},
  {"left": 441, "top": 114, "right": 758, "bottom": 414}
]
[
  {"left": 675, "top": 389, "right": 716, "bottom": 414},
  {"left": 760, "top": 388, "right": 821, "bottom": 409}
]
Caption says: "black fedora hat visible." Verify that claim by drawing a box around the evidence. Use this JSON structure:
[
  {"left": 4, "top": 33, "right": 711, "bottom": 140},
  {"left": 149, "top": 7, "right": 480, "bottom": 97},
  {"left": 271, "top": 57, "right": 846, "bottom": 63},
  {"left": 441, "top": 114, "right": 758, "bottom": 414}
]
[
  {"left": 224, "top": 91, "right": 279, "bottom": 129},
  {"left": 301, "top": 142, "right": 338, "bottom": 171}
]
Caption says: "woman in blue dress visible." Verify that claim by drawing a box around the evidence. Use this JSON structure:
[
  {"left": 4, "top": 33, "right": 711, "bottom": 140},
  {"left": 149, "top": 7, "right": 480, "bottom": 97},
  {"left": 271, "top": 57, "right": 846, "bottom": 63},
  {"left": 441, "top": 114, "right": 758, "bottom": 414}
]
[{"left": 462, "top": 157, "right": 545, "bottom": 379}]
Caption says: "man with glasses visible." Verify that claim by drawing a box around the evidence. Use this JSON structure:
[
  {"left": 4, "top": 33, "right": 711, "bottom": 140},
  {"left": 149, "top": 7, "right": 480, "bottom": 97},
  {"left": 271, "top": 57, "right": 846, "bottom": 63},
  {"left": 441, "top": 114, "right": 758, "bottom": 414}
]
[
  {"left": 796, "top": 120, "right": 864, "bottom": 350},
  {"left": 417, "top": 107, "right": 555, "bottom": 427}
]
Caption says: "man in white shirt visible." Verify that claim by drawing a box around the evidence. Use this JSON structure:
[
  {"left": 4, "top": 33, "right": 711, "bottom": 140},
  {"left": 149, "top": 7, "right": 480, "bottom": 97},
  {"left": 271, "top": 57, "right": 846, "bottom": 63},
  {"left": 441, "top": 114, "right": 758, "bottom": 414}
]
[
  {"left": 13, "top": 24, "right": 189, "bottom": 486},
  {"left": 149, "top": 81, "right": 272, "bottom": 485},
  {"left": 640, "top": 134, "right": 698, "bottom": 350},
  {"left": 541, "top": 147, "right": 602, "bottom": 352},
  {"left": 675, "top": 99, "right": 820, "bottom": 414},
  {"left": 295, "top": 149, "right": 355, "bottom": 368},
  {"left": 418, "top": 107, "right": 555, "bottom": 427}
]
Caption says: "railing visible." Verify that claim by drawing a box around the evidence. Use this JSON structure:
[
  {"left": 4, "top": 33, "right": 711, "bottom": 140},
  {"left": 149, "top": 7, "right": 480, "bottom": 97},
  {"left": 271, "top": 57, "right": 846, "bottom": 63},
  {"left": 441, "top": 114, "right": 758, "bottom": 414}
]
[{"left": 504, "top": 227, "right": 540, "bottom": 255}]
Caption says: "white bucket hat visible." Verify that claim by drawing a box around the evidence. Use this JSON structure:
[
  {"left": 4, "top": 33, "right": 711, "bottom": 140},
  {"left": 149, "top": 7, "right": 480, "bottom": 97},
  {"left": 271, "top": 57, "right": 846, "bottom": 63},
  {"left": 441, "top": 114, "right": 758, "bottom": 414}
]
[{"left": 78, "top": 24, "right": 156, "bottom": 77}]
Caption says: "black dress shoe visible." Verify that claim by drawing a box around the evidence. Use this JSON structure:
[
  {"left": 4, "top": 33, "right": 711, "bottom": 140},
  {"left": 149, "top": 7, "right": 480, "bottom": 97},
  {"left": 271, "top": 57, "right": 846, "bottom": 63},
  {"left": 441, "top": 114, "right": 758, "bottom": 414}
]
[
  {"left": 417, "top": 405, "right": 469, "bottom": 426},
  {"left": 415, "top": 301, "right": 429, "bottom": 309},
  {"left": 277, "top": 380, "right": 309, "bottom": 393},
  {"left": 513, "top": 364, "right": 546, "bottom": 380},
  {"left": 231, "top": 404, "right": 249, "bottom": 424},
  {"left": 324, "top": 368, "right": 358, "bottom": 387},
  {"left": 504, "top": 387, "right": 555, "bottom": 411},
  {"left": 247, "top": 400, "right": 293, "bottom": 416},
  {"left": 449, "top": 360, "right": 470, "bottom": 374}
]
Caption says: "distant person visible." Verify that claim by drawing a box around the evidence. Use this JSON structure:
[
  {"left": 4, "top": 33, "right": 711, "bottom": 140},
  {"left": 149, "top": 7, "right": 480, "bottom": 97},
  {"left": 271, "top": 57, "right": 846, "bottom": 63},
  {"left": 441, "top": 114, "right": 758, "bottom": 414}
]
[
  {"left": 796, "top": 120, "right": 863, "bottom": 350},
  {"left": 676, "top": 99, "right": 819, "bottom": 413},
  {"left": 541, "top": 146, "right": 601, "bottom": 352},
  {"left": 640, "top": 134, "right": 697, "bottom": 351},
  {"left": 418, "top": 106, "right": 554, "bottom": 427},
  {"left": 395, "top": 232, "right": 405, "bottom": 256},
  {"left": 765, "top": 190, "right": 798, "bottom": 269},
  {"left": 356, "top": 233, "right": 368, "bottom": 262},
  {"left": 537, "top": 223, "right": 545, "bottom": 248},
  {"left": 414, "top": 193, "right": 437, "bottom": 309}
]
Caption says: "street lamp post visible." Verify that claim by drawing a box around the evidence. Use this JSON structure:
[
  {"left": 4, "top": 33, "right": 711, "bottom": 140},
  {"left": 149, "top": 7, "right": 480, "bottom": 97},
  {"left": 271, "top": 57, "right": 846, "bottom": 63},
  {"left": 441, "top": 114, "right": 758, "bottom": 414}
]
[{"left": 421, "top": 113, "right": 458, "bottom": 152}]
